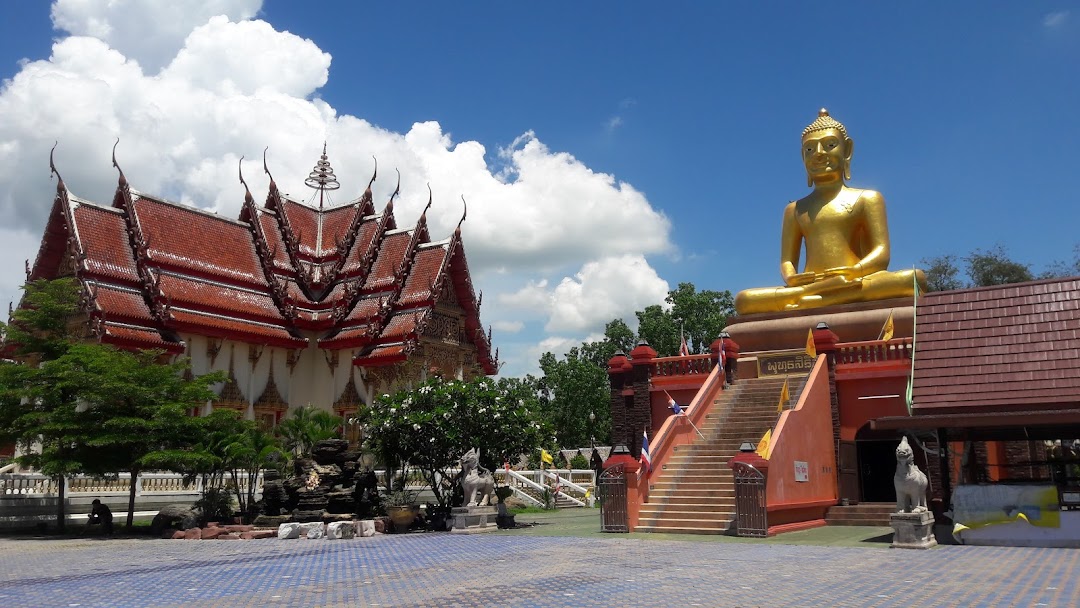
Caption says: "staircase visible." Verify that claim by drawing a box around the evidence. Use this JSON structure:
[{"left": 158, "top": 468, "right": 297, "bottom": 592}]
[
  {"left": 635, "top": 375, "right": 805, "bottom": 535},
  {"left": 824, "top": 502, "right": 894, "bottom": 526}
]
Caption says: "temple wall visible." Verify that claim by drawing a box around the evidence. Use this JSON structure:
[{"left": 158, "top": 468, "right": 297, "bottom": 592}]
[{"left": 178, "top": 334, "right": 369, "bottom": 416}]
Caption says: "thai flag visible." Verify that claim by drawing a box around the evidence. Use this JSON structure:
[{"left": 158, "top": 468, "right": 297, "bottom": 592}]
[
  {"left": 640, "top": 428, "right": 652, "bottom": 473},
  {"left": 666, "top": 391, "right": 683, "bottom": 415},
  {"left": 720, "top": 340, "right": 726, "bottom": 368},
  {"left": 679, "top": 333, "right": 690, "bottom": 357}
]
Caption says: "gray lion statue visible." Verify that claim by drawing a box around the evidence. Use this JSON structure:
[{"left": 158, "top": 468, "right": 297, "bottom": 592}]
[
  {"left": 459, "top": 447, "right": 495, "bottom": 507},
  {"left": 894, "top": 436, "right": 929, "bottom": 514}
]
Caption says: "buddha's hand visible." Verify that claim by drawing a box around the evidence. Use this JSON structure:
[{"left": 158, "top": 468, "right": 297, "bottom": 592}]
[
  {"left": 784, "top": 272, "right": 818, "bottom": 287},
  {"left": 820, "top": 266, "right": 863, "bottom": 281}
]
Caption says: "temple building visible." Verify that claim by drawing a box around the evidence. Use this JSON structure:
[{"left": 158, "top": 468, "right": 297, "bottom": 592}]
[{"left": 15, "top": 146, "right": 497, "bottom": 428}]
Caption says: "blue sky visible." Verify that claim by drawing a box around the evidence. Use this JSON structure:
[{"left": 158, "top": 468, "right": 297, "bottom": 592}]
[{"left": 0, "top": 2, "right": 1077, "bottom": 376}]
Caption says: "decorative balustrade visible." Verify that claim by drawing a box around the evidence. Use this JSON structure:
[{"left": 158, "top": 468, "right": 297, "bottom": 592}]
[
  {"left": 651, "top": 354, "right": 715, "bottom": 377},
  {"left": 834, "top": 338, "right": 913, "bottom": 366},
  {"left": 1, "top": 471, "right": 262, "bottom": 498}
]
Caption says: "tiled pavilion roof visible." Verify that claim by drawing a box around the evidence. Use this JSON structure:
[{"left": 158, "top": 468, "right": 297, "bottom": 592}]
[
  {"left": 911, "top": 277, "right": 1080, "bottom": 415},
  {"left": 19, "top": 151, "right": 497, "bottom": 374}
]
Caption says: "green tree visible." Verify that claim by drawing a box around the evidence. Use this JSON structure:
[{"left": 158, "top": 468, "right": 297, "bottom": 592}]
[
  {"left": 225, "top": 425, "right": 288, "bottom": 519},
  {"left": 44, "top": 344, "right": 222, "bottom": 528},
  {"left": 920, "top": 254, "right": 965, "bottom": 292},
  {"left": 538, "top": 347, "right": 611, "bottom": 449},
  {"left": 276, "top": 406, "right": 342, "bottom": 457},
  {"left": 603, "top": 319, "right": 635, "bottom": 355},
  {"left": 1, "top": 278, "right": 227, "bottom": 530},
  {"left": 361, "top": 377, "right": 553, "bottom": 509},
  {"left": 667, "top": 282, "right": 734, "bottom": 354},
  {"left": 635, "top": 304, "right": 679, "bottom": 356},
  {"left": 966, "top": 245, "right": 1033, "bottom": 287}
]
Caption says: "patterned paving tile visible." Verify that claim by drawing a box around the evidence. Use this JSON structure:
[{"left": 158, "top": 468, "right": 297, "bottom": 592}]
[{"left": 0, "top": 533, "right": 1076, "bottom": 607}]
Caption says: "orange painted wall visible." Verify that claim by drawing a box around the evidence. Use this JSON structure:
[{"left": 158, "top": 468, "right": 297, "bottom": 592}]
[
  {"left": 836, "top": 375, "right": 909, "bottom": 441},
  {"left": 766, "top": 357, "right": 838, "bottom": 509}
]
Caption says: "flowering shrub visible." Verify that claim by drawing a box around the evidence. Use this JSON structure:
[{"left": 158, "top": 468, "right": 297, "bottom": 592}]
[{"left": 361, "top": 377, "right": 554, "bottom": 508}]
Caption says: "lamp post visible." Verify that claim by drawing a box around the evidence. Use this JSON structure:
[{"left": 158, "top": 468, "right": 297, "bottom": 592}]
[{"left": 589, "top": 411, "right": 596, "bottom": 448}]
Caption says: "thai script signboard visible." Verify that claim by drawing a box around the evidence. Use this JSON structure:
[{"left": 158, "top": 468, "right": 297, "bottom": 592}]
[{"left": 757, "top": 352, "right": 815, "bottom": 377}]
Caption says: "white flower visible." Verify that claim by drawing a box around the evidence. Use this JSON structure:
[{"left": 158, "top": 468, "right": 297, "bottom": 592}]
[
  {"left": 443, "top": 412, "right": 451, "bottom": 420},
  {"left": 494, "top": 413, "right": 500, "bottom": 419},
  {"left": 478, "top": 408, "right": 486, "bottom": 414},
  {"left": 429, "top": 437, "right": 435, "bottom": 443},
  {"left": 382, "top": 394, "right": 390, "bottom": 399},
  {"left": 413, "top": 423, "right": 421, "bottom": 431},
  {"left": 419, "top": 386, "right": 432, "bottom": 394},
  {"left": 518, "top": 399, "right": 524, "bottom": 407},
  {"left": 389, "top": 408, "right": 396, "bottom": 414}
]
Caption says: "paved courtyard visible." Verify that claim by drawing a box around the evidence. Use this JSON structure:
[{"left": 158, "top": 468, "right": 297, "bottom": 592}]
[{"left": 1, "top": 516, "right": 1077, "bottom": 607}]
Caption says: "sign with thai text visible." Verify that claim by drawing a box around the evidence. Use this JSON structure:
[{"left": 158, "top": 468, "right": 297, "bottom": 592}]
[
  {"left": 757, "top": 352, "right": 815, "bottom": 376},
  {"left": 794, "top": 460, "right": 809, "bottom": 482}
]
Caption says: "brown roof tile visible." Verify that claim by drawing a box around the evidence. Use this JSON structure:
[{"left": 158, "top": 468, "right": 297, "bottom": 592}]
[
  {"left": 363, "top": 232, "right": 410, "bottom": 292},
  {"left": 72, "top": 204, "right": 140, "bottom": 284},
  {"left": 133, "top": 196, "right": 264, "bottom": 287},
  {"left": 912, "top": 277, "right": 1080, "bottom": 414}
]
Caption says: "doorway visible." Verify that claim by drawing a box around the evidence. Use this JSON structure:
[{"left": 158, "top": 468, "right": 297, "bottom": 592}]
[{"left": 858, "top": 440, "right": 900, "bottom": 502}]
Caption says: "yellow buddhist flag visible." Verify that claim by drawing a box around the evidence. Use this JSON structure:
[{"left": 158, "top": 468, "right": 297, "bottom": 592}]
[
  {"left": 540, "top": 448, "right": 554, "bottom": 465},
  {"left": 755, "top": 429, "right": 772, "bottom": 459},
  {"left": 880, "top": 311, "right": 895, "bottom": 341},
  {"left": 805, "top": 328, "right": 816, "bottom": 359},
  {"left": 777, "top": 377, "right": 789, "bottom": 412}
]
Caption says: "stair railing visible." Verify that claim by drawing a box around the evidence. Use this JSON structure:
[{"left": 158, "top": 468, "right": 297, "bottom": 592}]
[{"left": 539, "top": 470, "right": 588, "bottom": 507}]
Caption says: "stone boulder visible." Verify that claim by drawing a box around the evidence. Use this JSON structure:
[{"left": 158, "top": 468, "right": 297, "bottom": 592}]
[
  {"left": 356, "top": 520, "right": 375, "bottom": 537},
  {"left": 299, "top": 522, "right": 325, "bottom": 539},
  {"left": 326, "top": 521, "right": 355, "bottom": 540},
  {"left": 312, "top": 439, "right": 349, "bottom": 466},
  {"left": 277, "top": 522, "right": 302, "bottom": 539},
  {"left": 151, "top": 504, "right": 199, "bottom": 535}
]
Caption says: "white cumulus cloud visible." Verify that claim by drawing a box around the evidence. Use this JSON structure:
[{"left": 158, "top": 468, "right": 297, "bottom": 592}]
[
  {"left": 51, "top": 0, "right": 262, "bottom": 73},
  {"left": 0, "top": 3, "right": 675, "bottom": 378}
]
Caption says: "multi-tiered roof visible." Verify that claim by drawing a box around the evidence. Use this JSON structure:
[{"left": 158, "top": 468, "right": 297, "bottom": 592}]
[{"left": 23, "top": 146, "right": 497, "bottom": 375}]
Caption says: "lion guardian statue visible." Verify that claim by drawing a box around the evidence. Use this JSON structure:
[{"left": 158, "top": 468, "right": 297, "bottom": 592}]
[
  {"left": 459, "top": 448, "right": 495, "bottom": 507},
  {"left": 894, "top": 436, "right": 929, "bottom": 514}
]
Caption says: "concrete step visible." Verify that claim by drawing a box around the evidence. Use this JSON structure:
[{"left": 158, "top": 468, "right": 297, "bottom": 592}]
[
  {"left": 634, "top": 517, "right": 736, "bottom": 532},
  {"left": 639, "top": 501, "right": 735, "bottom": 515},
  {"left": 641, "top": 493, "right": 735, "bottom": 504}
]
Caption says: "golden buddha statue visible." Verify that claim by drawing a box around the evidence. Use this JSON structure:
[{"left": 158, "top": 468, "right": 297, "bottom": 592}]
[{"left": 734, "top": 109, "right": 927, "bottom": 315}]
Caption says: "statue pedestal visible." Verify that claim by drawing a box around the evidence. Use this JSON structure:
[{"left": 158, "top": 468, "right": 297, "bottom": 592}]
[
  {"left": 450, "top": 505, "right": 498, "bottom": 534},
  {"left": 725, "top": 297, "right": 913, "bottom": 354},
  {"left": 890, "top": 511, "right": 937, "bottom": 549}
]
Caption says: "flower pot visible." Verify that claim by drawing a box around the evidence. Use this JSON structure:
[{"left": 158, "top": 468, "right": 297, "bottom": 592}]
[{"left": 387, "top": 505, "right": 418, "bottom": 533}]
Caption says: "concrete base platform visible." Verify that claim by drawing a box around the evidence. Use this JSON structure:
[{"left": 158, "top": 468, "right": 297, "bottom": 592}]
[
  {"left": 890, "top": 511, "right": 937, "bottom": 549},
  {"left": 724, "top": 297, "right": 913, "bottom": 353},
  {"left": 450, "top": 506, "right": 497, "bottom": 533}
]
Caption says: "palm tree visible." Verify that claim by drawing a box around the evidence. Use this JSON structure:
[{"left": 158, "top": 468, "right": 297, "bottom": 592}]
[
  {"left": 276, "top": 406, "right": 342, "bottom": 458},
  {"left": 225, "top": 426, "right": 288, "bottom": 518}
]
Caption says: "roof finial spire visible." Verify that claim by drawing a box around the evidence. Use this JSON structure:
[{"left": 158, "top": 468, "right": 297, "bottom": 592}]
[
  {"left": 238, "top": 156, "right": 254, "bottom": 204},
  {"left": 111, "top": 138, "right": 127, "bottom": 187},
  {"left": 304, "top": 141, "right": 340, "bottom": 209},
  {"left": 49, "top": 141, "right": 64, "bottom": 189}
]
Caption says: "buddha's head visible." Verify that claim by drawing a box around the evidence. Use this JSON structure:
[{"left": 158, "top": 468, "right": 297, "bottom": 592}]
[{"left": 801, "top": 108, "right": 853, "bottom": 186}]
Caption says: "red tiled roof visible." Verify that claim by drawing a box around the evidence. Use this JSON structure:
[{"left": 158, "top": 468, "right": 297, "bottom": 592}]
[
  {"left": 353, "top": 344, "right": 408, "bottom": 367},
  {"left": 320, "top": 204, "right": 357, "bottom": 257},
  {"left": 380, "top": 311, "right": 421, "bottom": 341},
  {"left": 398, "top": 246, "right": 448, "bottom": 307},
  {"left": 168, "top": 308, "right": 305, "bottom": 347},
  {"left": 258, "top": 212, "right": 294, "bottom": 273},
  {"left": 157, "top": 273, "right": 284, "bottom": 322},
  {"left": 90, "top": 283, "right": 155, "bottom": 324},
  {"left": 363, "top": 231, "right": 410, "bottom": 292},
  {"left": 318, "top": 325, "right": 374, "bottom": 349},
  {"left": 281, "top": 198, "right": 320, "bottom": 257},
  {"left": 101, "top": 322, "right": 184, "bottom": 353},
  {"left": 912, "top": 277, "right": 1080, "bottom": 414},
  {"left": 72, "top": 204, "right": 141, "bottom": 285},
  {"left": 339, "top": 218, "right": 379, "bottom": 275},
  {"left": 133, "top": 196, "right": 264, "bottom": 287},
  {"left": 343, "top": 294, "right": 386, "bottom": 323}
]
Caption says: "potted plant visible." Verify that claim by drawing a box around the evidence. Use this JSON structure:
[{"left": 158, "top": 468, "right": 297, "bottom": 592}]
[{"left": 384, "top": 487, "right": 419, "bottom": 533}]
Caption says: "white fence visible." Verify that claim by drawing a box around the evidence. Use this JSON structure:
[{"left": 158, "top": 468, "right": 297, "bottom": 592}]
[{"left": 0, "top": 472, "right": 262, "bottom": 499}]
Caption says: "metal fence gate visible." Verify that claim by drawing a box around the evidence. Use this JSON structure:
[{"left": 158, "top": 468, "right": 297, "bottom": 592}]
[
  {"left": 733, "top": 462, "right": 768, "bottom": 537},
  {"left": 599, "top": 464, "right": 628, "bottom": 532}
]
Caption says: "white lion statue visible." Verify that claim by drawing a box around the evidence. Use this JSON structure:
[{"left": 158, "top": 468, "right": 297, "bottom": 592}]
[
  {"left": 894, "top": 436, "right": 929, "bottom": 514},
  {"left": 459, "top": 447, "right": 495, "bottom": 507}
]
